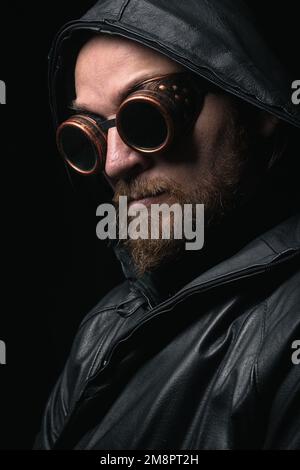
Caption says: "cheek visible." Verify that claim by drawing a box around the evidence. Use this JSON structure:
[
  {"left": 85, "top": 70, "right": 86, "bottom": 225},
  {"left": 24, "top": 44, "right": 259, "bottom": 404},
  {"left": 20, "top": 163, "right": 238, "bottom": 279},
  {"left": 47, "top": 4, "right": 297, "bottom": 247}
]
[
  {"left": 191, "top": 94, "right": 236, "bottom": 168},
  {"left": 147, "top": 95, "right": 237, "bottom": 186}
]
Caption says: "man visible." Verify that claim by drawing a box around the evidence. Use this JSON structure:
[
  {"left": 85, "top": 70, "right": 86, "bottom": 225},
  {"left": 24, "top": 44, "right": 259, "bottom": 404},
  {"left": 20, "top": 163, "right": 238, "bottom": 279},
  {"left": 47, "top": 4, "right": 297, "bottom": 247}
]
[{"left": 35, "top": 0, "right": 300, "bottom": 449}]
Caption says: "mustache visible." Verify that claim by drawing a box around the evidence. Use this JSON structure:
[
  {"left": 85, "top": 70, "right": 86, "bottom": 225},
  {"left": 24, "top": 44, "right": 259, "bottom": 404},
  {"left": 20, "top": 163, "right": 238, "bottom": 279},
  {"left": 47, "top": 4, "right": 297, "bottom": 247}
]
[{"left": 112, "top": 177, "right": 186, "bottom": 205}]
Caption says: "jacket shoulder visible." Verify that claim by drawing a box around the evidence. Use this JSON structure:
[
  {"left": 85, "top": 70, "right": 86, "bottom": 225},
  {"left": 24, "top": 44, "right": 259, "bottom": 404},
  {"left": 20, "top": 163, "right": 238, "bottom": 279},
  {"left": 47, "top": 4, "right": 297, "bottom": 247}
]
[{"left": 33, "top": 278, "right": 147, "bottom": 449}]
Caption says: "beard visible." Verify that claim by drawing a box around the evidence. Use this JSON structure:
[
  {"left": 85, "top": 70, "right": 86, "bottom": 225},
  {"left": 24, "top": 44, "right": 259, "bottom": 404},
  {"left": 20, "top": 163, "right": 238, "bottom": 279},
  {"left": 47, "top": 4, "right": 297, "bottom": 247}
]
[{"left": 112, "top": 105, "right": 265, "bottom": 277}]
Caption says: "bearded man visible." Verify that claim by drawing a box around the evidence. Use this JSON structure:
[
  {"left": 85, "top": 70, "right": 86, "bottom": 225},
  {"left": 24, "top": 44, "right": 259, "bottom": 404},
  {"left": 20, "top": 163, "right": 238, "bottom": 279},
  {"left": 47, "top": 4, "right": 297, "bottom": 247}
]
[{"left": 34, "top": 0, "right": 300, "bottom": 450}]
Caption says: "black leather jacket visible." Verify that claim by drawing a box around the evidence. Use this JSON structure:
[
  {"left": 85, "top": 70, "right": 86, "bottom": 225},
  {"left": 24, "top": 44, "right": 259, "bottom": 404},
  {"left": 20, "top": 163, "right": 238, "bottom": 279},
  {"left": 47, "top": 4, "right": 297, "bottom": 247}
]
[
  {"left": 35, "top": 0, "right": 300, "bottom": 450},
  {"left": 34, "top": 210, "right": 300, "bottom": 450}
]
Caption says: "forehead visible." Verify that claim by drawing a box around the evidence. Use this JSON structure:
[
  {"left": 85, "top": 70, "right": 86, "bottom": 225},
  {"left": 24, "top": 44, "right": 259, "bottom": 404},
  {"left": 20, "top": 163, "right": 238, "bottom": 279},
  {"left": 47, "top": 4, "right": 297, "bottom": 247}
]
[
  {"left": 76, "top": 34, "right": 183, "bottom": 77},
  {"left": 74, "top": 35, "right": 184, "bottom": 115}
]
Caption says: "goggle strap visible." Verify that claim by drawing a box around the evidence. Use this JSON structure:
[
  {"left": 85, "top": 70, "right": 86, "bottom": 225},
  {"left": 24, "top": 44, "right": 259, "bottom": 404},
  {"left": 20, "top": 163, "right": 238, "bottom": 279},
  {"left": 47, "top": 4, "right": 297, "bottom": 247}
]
[{"left": 100, "top": 118, "right": 116, "bottom": 131}]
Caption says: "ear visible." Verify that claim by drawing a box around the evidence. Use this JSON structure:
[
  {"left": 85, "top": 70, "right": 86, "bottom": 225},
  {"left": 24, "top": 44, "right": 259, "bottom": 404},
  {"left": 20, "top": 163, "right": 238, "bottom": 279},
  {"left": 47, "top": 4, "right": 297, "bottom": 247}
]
[{"left": 258, "top": 111, "right": 280, "bottom": 138}]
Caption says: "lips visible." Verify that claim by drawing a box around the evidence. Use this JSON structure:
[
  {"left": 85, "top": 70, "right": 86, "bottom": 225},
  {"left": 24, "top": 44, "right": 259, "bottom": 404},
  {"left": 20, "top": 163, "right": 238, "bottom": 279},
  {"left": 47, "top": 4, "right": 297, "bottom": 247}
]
[
  {"left": 128, "top": 191, "right": 167, "bottom": 207},
  {"left": 130, "top": 190, "right": 165, "bottom": 201}
]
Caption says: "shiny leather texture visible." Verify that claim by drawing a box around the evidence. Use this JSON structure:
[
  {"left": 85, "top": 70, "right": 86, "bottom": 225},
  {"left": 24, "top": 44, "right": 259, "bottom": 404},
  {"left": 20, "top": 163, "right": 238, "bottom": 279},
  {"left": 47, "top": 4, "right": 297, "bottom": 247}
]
[
  {"left": 48, "top": 0, "right": 300, "bottom": 129},
  {"left": 34, "top": 214, "right": 300, "bottom": 449},
  {"left": 37, "top": 0, "right": 300, "bottom": 450}
]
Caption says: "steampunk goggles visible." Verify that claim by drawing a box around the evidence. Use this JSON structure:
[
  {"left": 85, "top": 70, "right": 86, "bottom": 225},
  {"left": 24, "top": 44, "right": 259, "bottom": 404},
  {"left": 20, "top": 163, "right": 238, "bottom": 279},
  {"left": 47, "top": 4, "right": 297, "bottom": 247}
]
[{"left": 56, "top": 72, "right": 208, "bottom": 175}]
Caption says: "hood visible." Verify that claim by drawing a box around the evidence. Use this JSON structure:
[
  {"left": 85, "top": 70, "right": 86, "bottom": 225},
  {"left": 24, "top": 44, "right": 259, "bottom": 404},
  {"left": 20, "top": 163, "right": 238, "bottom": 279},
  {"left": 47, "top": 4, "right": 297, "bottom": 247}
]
[{"left": 49, "top": 0, "right": 300, "bottom": 129}]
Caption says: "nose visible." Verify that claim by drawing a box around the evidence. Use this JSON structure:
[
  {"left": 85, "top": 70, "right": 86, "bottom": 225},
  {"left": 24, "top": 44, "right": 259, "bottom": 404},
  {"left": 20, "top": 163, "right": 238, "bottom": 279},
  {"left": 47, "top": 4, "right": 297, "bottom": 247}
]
[{"left": 104, "top": 127, "right": 153, "bottom": 185}]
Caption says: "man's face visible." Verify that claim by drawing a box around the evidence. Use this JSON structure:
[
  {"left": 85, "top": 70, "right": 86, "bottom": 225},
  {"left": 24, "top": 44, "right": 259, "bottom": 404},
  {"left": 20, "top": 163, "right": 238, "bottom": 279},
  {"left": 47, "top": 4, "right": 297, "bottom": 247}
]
[{"left": 74, "top": 35, "right": 272, "bottom": 275}]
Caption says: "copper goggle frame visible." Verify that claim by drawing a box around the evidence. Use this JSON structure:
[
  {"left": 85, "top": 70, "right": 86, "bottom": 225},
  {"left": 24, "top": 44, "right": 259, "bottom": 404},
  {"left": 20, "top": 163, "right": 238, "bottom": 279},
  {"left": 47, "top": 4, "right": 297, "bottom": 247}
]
[{"left": 56, "top": 71, "right": 206, "bottom": 175}]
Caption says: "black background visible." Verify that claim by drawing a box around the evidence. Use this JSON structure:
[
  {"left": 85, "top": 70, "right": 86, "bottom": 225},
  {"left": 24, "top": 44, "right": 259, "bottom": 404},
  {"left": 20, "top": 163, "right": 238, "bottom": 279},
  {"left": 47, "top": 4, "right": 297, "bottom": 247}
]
[{"left": 0, "top": 1, "right": 299, "bottom": 449}]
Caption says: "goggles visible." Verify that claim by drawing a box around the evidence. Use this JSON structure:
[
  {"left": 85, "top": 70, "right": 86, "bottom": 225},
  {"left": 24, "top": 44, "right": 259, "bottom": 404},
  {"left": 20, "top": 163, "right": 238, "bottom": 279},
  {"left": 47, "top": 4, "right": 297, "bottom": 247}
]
[{"left": 56, "top": 72, "right": 208, "bottom": 175}]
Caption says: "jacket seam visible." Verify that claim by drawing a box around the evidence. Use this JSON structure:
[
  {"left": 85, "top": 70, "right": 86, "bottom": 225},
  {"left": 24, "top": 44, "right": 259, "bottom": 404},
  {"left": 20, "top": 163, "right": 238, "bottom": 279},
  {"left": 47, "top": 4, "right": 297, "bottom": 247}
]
[
  {"left": 78, "top": 306, "right": 117, "bottom": 331},
  {"left": 260, "top": 238, "right": 279, "bottom": 255},
  {"left": 205, "top": 303, "right": 260, "bottom": 401},
  {"left": 78, "top": 289, "right": 146, "bottom": 329},
  {"left": 211, "top": 300, "right": 267, "bottom": 413},
  {"left": 118, "top": 0, "right": 131, "bottom": 21},
  {"left": 253, "top": 297, "right": 267, "bottom": 396},
  {"left": 86, "top": 317, "right": 127, "bottom": 381}
]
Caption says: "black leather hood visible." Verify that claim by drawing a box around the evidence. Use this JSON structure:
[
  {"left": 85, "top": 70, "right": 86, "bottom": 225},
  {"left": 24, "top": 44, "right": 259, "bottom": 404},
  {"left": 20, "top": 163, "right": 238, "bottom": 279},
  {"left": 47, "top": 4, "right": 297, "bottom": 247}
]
[{"left": 49, "top": 0, "right": 300, "bottom": 129}]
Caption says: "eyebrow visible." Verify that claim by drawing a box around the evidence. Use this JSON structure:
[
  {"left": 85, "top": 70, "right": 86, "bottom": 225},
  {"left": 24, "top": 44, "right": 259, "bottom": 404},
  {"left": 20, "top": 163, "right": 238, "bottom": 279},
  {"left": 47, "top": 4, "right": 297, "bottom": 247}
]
[{"left": 69, "top": 71, "right": 171, "bottom": 116}]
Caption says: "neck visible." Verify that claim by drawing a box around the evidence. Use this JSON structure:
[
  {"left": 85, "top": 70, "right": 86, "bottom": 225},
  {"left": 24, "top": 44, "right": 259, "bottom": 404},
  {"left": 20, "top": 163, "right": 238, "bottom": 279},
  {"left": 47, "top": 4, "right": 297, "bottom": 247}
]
[{"left": 113, "top": 160, "right": 299, "bottom": 305}]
